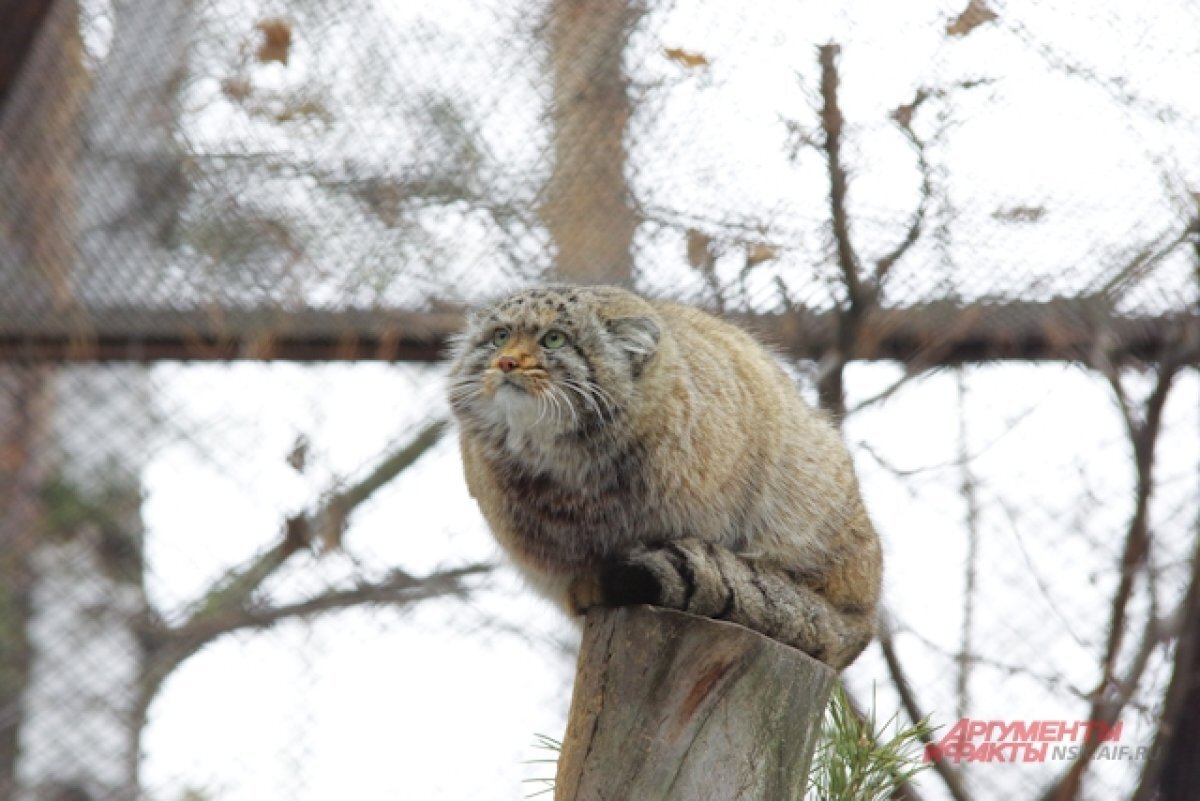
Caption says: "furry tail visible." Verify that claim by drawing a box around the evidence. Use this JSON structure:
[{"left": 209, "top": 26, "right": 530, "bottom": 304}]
[{"left": 570, "top": 538, "right": 876, "bottom": 670}]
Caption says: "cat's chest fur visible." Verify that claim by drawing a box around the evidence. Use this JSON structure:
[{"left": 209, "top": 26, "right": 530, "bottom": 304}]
[{"left": 481, "top": 431, "right": 655, "bottom": 569}]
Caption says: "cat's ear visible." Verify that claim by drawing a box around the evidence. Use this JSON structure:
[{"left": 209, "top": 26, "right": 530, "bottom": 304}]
[{"left": 605, "top": 316, "right": 660, "bottom": 376}]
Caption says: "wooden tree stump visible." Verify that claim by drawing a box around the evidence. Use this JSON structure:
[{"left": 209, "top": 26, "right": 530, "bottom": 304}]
[{"left": 555, "top": 606, "right": 836, "bottom": 801}]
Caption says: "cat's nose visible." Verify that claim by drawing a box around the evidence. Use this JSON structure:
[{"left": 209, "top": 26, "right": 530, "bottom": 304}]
[{"left": 497, "top": 355, "right": 518, "bottom": 372}]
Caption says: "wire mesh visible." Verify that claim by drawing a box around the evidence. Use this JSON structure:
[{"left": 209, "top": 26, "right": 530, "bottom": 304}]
[{"left": 1, "top": 0, "right": 1198, "bottom": 799}]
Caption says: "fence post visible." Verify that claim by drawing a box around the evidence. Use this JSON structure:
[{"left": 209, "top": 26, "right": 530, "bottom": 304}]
[{"left": 554, "top": 606, "right": 836, "bottom": 801}]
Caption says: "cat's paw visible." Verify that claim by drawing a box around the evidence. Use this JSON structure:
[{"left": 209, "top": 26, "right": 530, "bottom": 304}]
[
  {"left": 565, "top": 572, "right": 605, "bottom": 616},
  {"left": 565, "top": 554, "right": 666, "bottom": 615}
]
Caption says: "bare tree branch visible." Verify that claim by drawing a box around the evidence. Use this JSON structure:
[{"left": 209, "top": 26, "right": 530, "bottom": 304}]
[
  {"left": 1096, "top": 364, "right": 1178, "bottom": 687},
  {"left": 875, "top": 90, "right": 934, "bottom": 283},
  {"left": 174, "top": 418, "right": 449, "bottom": 626},
  {"left": 1131, "top": 529, "right": 1200, "bottom": 801},
  {"left": 811, "top": 48, "right": 944, "bottom": 420},
  {"left": 878, "top": 613, "right": 974, "bottom": 801},
  {"left": 1040, "top": 360, "right": 1181, "bottom": 801},
  {"left": 815, "top": 42, "right": 860, "bottom": 419},
  {"left": 817, "top": 43, "right": 864, "bottom": 311},
  {"left": 131, "top": 417, "right": 455, "bottom": 743},
  {"left": 897, "top": 622, "right": 1132, "bottom": 710},
  {"left": 311, "top": 418, "right": 449, "bottom": 551},
  {"left": 954, "top": 371, "right": 980, "bottom": 721},
  {"left": 1095, "top": 226, "right": 1195, "bottom": 302},
  {"left": 845, "top": 365, "right": 926, "bottom": 416},
  {"left": 1132, "top": 208, "right": 1200, "bottom": 800},
  {"left": 1040, "top": 573, "right": 1182, "bottom": 801},
  {"left": 997, "top": 498, "right": 1089, "bottom": 651},
  {"left": 133, "top": 561, "right": 493, "bottom": 749},
  {"left": 171, "top": 563, "right": 491, "bottom": 648}
]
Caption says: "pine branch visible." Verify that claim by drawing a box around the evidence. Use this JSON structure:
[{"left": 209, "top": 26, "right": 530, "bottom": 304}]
[{"left": 812, "top": 684, "right": 936, "bottom": 801}]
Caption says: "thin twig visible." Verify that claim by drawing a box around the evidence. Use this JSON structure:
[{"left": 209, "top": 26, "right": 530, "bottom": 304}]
[
  {"left": 878, "top": 614, "right": 973, "bottom": 801},
  {"left": 954, "top": 371, "right": 979, "bottom": 721},
  {"left": 996, "top": 498, "right": 1089, "bottom": 651},
  {"left": 1039, "top": 581, "right": 1180, "bottom": 801},
  {"left": 133, "top": 418, "right": 455, "bottom": 740},
  {"left": 875, "top": 92, "right": 934, "bottom": 283},
  {"left": 1130, "top": 526, "right": 1200, "bottom": 801},
  {"left": 1095, "top": 226, "right": 1194, "bottom": 302},
  {"left": 895, "top": 623, "right": 1143, "bottom": 711},
  {"left": 1040, "top": 360, "right": 1181, "bottom": 801},
  {"left": 313, "top": 419, "right": 449, "bottom": 550},
  {"left": 845, "top": 366, "right": 924, "bottom": 416},
  {"left": 1096, "top": 365, "right": 1178, "bottom": 688},
  {"left": 174, "top": 418, "right": 449, "bottom": 624},
  {"left": 171, "top": 563, "right": 491, "bottom": 646}
]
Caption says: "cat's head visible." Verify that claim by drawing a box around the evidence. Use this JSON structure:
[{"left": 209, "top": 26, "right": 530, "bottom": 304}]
[{"left": 447, "top": 285, "right": 661, "bottom": 440}]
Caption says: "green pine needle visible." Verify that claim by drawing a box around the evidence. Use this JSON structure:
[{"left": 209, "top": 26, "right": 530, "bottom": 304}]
[
  {"left": 523, "top": 734, "right": 562, "bottom": 799},
  {"left": 808, "top": 685, "right": 936, "bottom": 801}
]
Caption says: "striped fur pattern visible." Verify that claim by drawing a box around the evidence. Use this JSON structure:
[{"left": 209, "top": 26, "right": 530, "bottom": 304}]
[{"left": 447, "top": 285, "right": 881, "bottom": 669}]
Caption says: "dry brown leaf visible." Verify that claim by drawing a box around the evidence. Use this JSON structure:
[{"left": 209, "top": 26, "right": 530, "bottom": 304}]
[
  {"left": 664, "top": 47, "right": 710, "bottom": 69},
  {"left": 686, "top": 228, "right": 715, "bottom": 272},
  {"left": 286, "top": 434, "right": 308, "bottom": 473},
  {"left": 256, "top": 18, "right": 292, "bottom": 65},
  {"left": 220, "top": 77, "right": 252, "bottom": 101},
  {"left": 745, "top": 243, "right": 779, "bottom": 267},
  {"left": 891, "top": 88, "right": 930, "bottom": 129},
  {"left": 946, "top": 0, "right": 998, "bottom": 37}
]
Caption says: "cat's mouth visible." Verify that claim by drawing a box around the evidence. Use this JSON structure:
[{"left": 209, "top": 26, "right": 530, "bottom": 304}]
[
  {"left": 485, "top": 372, "right": 540, "bottom": 402},
  {"left": 499, "top": 373, "right": 530, "bottom": 392},
  {"left": 490, "top": 368, "right": 549, "bottom": 393}
]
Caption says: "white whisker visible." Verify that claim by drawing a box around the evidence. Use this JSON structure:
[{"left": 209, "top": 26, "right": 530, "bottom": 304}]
[
  {"left": 561, "top": 377, "right": 617, "bottom": 425},
  {"left": 534, "top": 388, "right": 550, "bottom": 425},
  {"left": 550, "top": 384, "right": 571, "bottom": 429},
  {"left": 560, "top": 379, "right": 603, "bottom": 422},
  {"left": 538, "top": 386, "right": 555, "bottom": 425},
  {"left": 550, "top": 383, "right": 579, "bottom": 430}
]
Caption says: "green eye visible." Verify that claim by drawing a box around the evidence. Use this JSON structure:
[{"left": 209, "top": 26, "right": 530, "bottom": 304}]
[
  {"left": 541, "top": 330, "right": 567, "bottom": 350},
  {"left": 491, "top": 328, "right": 510, "bottom": 347}
]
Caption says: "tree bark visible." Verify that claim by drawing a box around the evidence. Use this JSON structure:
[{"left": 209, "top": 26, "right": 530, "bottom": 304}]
[
  {"left": 0, "top": 369, "right": 53, "bottom": 801},
  {"left": 555, "top": 606, "right": 835, "bottom": 801},
  {"left": 0, "top": 0, "right": 57, "bottom": 112},
  {"left": 0, "top": 0, "right": 191, "bottom": 797},
  {"left": 0, "top": 1, "right": 84, "bottom": 797}
]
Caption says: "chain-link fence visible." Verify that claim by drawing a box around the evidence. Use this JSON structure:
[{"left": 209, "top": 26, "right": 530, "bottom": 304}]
[{"left": 1, "top": 0, "right": 1198, "bottom": 799}]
